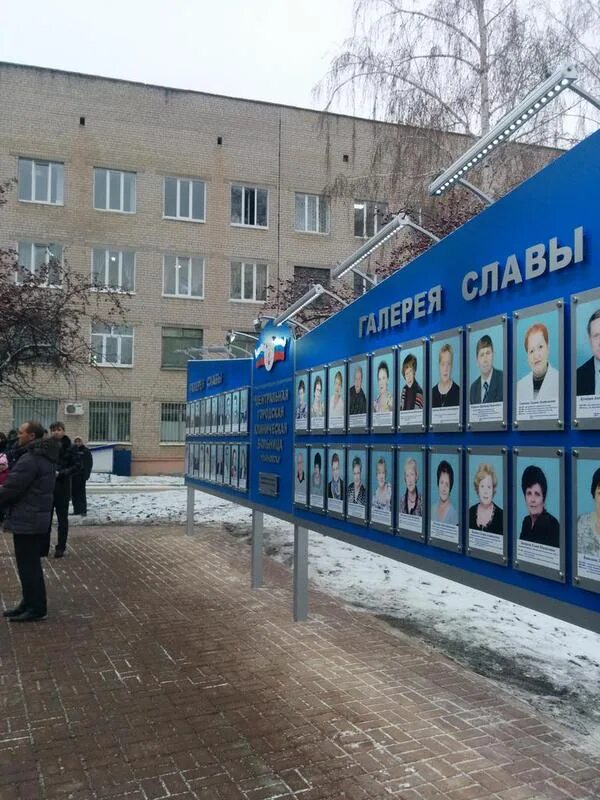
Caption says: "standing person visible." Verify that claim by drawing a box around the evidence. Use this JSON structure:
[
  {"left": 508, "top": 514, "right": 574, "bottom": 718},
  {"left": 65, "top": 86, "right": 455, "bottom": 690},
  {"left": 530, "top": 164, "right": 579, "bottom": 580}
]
[
  {"left": 0, "top": 432, "right": 7, "bottom": 453},
  {"left": 0, "top": 453, "right": 8, "bottom": 524},
  {"left": 47, "top": 422, "right": 80, "bottom": 558},
  {"left": 71, "top": 437, "right": 93, "bottom": 516},
  {"left": 0, "top": 421, "right": 58, "bottom": 622}
]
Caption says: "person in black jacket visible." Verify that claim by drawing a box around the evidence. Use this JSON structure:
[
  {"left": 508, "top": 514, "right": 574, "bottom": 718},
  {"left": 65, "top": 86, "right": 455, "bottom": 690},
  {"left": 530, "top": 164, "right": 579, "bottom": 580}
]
[
  {"left": 47, "top": 422, "right": 81, "bottom": 558},
  {"left": 0, "top": 421, "right": 59, "bottom": 622},
  {"left": 71, "top": 437, "right": 93, "bottom": 516}
]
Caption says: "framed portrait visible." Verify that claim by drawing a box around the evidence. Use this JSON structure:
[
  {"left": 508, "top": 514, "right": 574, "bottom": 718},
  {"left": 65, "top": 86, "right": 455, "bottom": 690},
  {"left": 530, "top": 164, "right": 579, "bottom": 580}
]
[
  {"left": 309, "top": 367, "right": 326, "bottom": 432},
  {"left": 513, "top": 447, "right": 565, "bottom": 582},
  {"left": 369, "top": 447, "right": 393, "bottom": 532},
  {"left": 191, "top": 401, "right": 198, "bottom": 435},
  {"left": 396, "top": 447, "right": 426, "bottom": 542},
  {"left": 205, "top": 399, "right": 212, "bottom": 436},
  {"left": 294, "top": 372, "right": 309, "bottom": 432},
  {"left": 229, "top": 444, "right": 239, "bottom": 488},
  {"left": 203, "top": 444, "right": 210, "bottom": 480},
  {"left": 371, "top": 348, "right": 395, "bottom": 432},
  {"left": 239, "top": 388, "right": 249, "bottom": 434},
  {"left": 185, "top": 402, "right": 192, "bottom": 436},
  {"left": 428, "top": 448, "right": 463, "bottom": 551},
  {"left": 231, "top": 390, "right": 240, "bottom": 433},
  {"left": 346, "top": 446, "right": 368, "bottom": 525},
  {"left": 189, "top": 444, "right": 196, "bottom": 478},
  {"left": 466, "top": 315, "right": 507, "bottom": 431},
  {"left": 429, "top": 328, "right": 463, "bottom": 431},
  {"left": 224, "top": 393, "right": 232, "bottom": 433},
  {"left": 326, "top": 446, "right": 346, "bottom": 519},
  {"left": 465, "top": 447, "right": 508, "bottom": 565},
  {"left": 347, "top": 356, "right": 369, "bottom": 431},
  {"left": 327, "top": 361, "right": 347, "bottom": 432},
  {"left": 294, "top": 446, "right": 309, "bottom": 507},
  {"left": 200, "top": 399, "right": 207, "bottom": 434},
  {"left": 572, "top": 448, "right": 600, "bottom": 594},
  {"left": 572, "top": 288, "right": 600, "bottom": 429},
  {"left": 209, "top": 444, "right": 217, "bottom": 482},
  {"left": 309, "top": 446, "right": 326, "bottom": 511},
  {"left": 238, "top": 445, "right": 248, "bottom": 491},
  {"left": 198, "top": 443, "right": 205, "bottom": 479},
  {"left": 397, "top": 339, "right": 427, "bottom": 433},
  {"left": 223, "top": 445, "right": 231, "bottom": 486},
  {"left": 216, "top": 444, "right": 224, "bottom": 484},
  {"left": 513, "top": 300, "right": 564, "bottom": 431},
  {"left": 210, "top": 396, "right": 218, "bottom": 435},
  {"left": 184, "top": 443, "right": 190, "bottom": 477},
  {"left": 217, "top": 395, "right": 225, "bottom": 434}
]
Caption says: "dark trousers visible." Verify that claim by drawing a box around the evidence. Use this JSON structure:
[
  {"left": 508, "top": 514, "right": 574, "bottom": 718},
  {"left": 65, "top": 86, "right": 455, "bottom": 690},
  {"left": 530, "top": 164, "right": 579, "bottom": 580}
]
[
  {"left": 71, "top": 475, "right": 87, "bottom": 514},
  {"left": 13, "top": 534, "right": 47, "bottom": 615},
  {"left": 48, "top": 481, "right": 70, "bottom": 552}
]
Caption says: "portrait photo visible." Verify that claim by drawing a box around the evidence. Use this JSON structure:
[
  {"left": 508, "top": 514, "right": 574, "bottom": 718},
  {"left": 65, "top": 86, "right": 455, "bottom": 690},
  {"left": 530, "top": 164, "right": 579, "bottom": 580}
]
[
  {"left": 204, "top": 444, "right": 210, "bottom": 480},
  {"left": 514, "top": 302, "right": 563, "bottom": 429},
  {"left": 429, "top": 450, "right": 461, "bottom": 548},
  {"left": 371, "top": 350, "right": 395, "bottom": 430},
  {"left": 230, "top": 444, "right": 239, "bottom": 487},
  {"left": 209, "top": 444, "right": 217, "bottom": 482},
  {"left": 572, "top": 451, "right": 600, "bottom": 589},
  {"left": 328, "top": 364, "right": 346, "bottom": 431},
  {"left": 205, "top": 399, "right": 212, "bottom": 435},
  {"left": 397, "top": 449, "right": 424, "bottom": 539},
  {"left": 211, "top": 396, "right": 218, "bottom": 434},
  {"left": 573, "top": 289, "right": 600, "bottom": 426},
  {"left": 295, "top": 372, "right": 308, "bottom": 431},
  {"left": 197, "top": 400, "right": 203, "bottom": 434},
  {"left": 369, "top": 449, "right": 393, "bottom": 529},
  {"left": 430, "top": 332, "right": 462, "bottom": 429},
  {"left": 467, "top": 450, "right": 506, "bottom": 562},
  {"left": 223, "top": 445, "right": 231, "bottom": 486},
  {"left": 309, "top": 447, "right": 326, "bottom": 510},
  {"left": 216, "top": 444, "right": 224, "bottom": 483},
  {"left": 232, "top": 391, "right": 240, "bottom": 432},
  {"left": 224, "top": 393, "right": 232, "bottom": 432},
  {"left": 398, "top": 341, "right": 425, "bottom": 432},
  {"left": 348, "top": 357, "right": 369, "bottom": 429},
  {"left": 346, "top": 447, "right": 368, "bottom": 522},
  {"left": 186, "top": 403, "right": 192, "bottom": 436},
  {"left": 327, "top": 448, "right": 346, "bottom": 517},
  {"left": 294, "top": 447, "right": 308, "bottom": 506},
  {"left": 514, "top": 450, "right": 563, "bottom": 575},
  {"left": 192, "top": 444, "right": 200, "bottom": 478},
  {"left": 467, "top": 318, "right": 505, "bottom": 429},
  {"left": 201, "top": 399, "right": 208, "bottom": 434},
  {"left": 310, "top": 368, "right": 326, "bottom": 432},
  {"left": 238, "top": 445, "right": 248, "bottom": 490},
  {"left": 217, "top": 395, "right": 225, "bottom": 434},
  {"left": 197, "top": 444, "right": 204, "bottom": 479},
  {"left": 239, "top": 388, "right": 249, "bottom": 433}
]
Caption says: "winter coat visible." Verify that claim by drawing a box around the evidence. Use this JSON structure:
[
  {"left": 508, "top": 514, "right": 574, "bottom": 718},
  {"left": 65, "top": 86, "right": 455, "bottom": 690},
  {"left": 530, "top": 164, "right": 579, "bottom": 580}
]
[
  {"left": 54, "top": 435, "right": 81, "bottom": 498},
  {"left": 74, "top": 445, "right": 93, "bottom": 481},
  {"left": 0, "top": 437, "right": 59, "bottom": 535}
]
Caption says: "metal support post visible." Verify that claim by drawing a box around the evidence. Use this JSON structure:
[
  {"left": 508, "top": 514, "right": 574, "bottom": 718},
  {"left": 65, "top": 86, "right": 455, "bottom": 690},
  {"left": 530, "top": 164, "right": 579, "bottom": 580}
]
[
  {"left": 251, "top": 510, "right": 264, "bottom": 588},
  {"left": 293, "top": 525, "right": 309, "bottom": 622},
  {"left": 186, "top": 485, "right": 195, "bottom": 536}
]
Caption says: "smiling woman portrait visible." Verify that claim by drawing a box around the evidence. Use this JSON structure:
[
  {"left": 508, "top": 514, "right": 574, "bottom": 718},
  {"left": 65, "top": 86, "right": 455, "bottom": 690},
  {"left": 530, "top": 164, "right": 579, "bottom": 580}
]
[
  {"left": 519, "top": 464, "right": 559, "bottom": 548},
  {"left": 516, "top": 323, "right": 559, "bottom": 404}
]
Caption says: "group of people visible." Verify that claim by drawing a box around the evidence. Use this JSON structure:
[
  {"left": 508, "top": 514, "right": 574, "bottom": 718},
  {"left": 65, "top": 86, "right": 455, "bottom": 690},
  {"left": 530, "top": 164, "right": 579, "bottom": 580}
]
[{"left": 0, "top": 422, "right": 93, "bottom": 623}]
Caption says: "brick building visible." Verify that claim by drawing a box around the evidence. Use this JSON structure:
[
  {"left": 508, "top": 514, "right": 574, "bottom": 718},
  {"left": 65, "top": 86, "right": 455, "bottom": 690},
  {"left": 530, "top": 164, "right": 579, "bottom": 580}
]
[{"left": 0, "top": 62, "right": 557, "bottom": 473}]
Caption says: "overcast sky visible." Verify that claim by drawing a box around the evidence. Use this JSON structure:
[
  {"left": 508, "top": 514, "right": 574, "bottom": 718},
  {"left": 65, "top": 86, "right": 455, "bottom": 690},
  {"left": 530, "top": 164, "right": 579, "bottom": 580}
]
[{"left": 1, "top": 0, "right": 357, "bottom": 112}]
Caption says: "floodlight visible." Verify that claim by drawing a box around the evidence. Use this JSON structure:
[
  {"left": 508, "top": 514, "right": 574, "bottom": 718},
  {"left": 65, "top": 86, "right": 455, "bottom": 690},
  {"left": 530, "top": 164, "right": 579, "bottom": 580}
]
[{"left": 274, "top": 284, "right": 324, "bottom": 325}]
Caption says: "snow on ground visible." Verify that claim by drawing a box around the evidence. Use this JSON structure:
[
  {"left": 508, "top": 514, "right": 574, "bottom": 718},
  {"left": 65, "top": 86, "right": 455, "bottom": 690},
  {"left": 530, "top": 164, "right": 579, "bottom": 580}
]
[{"left": 76, "top": 476, "right": 600, "bottom": 747}]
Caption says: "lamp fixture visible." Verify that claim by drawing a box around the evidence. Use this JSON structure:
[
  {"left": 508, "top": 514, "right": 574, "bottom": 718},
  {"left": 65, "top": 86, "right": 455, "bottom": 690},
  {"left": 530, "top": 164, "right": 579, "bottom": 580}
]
[
  {"left": 428, "top": 64, "right": 586, "bottom": 199},
  {"left": 274, "top": 283, "right": 324, "bottom": 326}
]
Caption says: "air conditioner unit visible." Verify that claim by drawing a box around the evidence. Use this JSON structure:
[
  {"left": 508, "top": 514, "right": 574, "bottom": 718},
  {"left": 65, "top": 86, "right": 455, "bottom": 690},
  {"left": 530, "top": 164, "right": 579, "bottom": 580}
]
[{"left": 64, "top": 402, "right": 84, "bottom": 416}]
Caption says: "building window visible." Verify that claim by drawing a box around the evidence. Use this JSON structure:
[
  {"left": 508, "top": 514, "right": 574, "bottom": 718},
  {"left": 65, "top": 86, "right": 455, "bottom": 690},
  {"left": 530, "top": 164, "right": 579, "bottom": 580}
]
[
  {"left": 89, "top": 401, "right": 131, "bottom": 442},
  {"left": 164, "top": 177, "right": 205, "bottom": 222},
  {"left": 160, "top": 402, "right": 186, "bottom": 442},
  {"left": 18, "top": 158, "right": 64, "bottom": 205},
  {"left": 162, "top": 327, "right": 204, "bottom": 369},
  {"left": 93, "top": 168, "right": 136, "bottom": 213},
  {"left": 230, "top": 185, "right": 268, "bottom": 228},
  {"left": 91, "top": 324, "right": 133, "bottom": 367},
  {"left": 92, "top": 248, "right": 135, "bottom": 291},
  {"left": 354, "top": 200, "right": 388, "bottom": 238},
  {"left": 295, "top": 193, "right": 329, "bottom": 234},
  {"left": 230, "top": 261, "right": 268, "bottom": 302},
  {"left": 13, "top": 398, "right": 58, "bottom": 431},
  {"left": 17, "top": 242, "right": 63, "bottom": 287},
  {"left": 294, "top": 265, "right": 330, "bottom": 290},
  {"left": 163, "top": 255, "right": 204, "bottom": 299}
]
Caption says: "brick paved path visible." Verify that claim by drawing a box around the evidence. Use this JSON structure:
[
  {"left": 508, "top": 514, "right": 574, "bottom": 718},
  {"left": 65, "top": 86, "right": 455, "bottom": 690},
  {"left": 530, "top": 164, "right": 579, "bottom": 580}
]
[{"left": 1, "top": 524, "right": 599, "bottom": 800}]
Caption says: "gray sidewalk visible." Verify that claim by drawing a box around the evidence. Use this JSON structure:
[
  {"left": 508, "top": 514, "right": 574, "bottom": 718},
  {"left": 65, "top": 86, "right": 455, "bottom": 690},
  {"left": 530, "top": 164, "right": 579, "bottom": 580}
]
[{"left": 1, "top": 523, "right": 599, "bottom": 799}]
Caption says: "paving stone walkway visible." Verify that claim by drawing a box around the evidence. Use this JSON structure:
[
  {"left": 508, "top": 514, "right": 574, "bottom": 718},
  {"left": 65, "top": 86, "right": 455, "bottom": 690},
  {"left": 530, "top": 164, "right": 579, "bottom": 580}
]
[{"left": 1, "top": 523, "right": 599, "bottom": 800}]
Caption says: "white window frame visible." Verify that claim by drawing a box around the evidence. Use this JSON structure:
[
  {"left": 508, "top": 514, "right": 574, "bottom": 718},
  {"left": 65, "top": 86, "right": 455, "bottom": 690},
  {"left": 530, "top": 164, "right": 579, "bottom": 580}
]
[
  {"left": 91, "top": 324, "right": 134, "bottom": 368},
  {"left": 18, "top": 158, "right": 64, "bottom": 205},
  {"left": 162, "top": 255, "right": 205, "bottom": 299},
  {"left": 163, "top": 177, "right": 206, "bottom": 223},
  {"left": 230, "top": 184, "right": 269, "bottom": 229},
  {"left": 91, "top": 248, "right": 136, "bottom": 293},
  {"left": 93, "top": 167, "right": 136, "bottom": 214},
  {"left": 88, "top": 400, "right": 132, "bottom": 444},
  {"left": 294, "top": 193, "right": 330, "bottom": 234},
  {"left": 16, "top": 241, "right": 64, "bottom": 288},
  {"left": 354, "top": 200, "right": 388, "bottom": 239},
  {"left": 230, "top": 261, "right": 268, "bottom": 303}
]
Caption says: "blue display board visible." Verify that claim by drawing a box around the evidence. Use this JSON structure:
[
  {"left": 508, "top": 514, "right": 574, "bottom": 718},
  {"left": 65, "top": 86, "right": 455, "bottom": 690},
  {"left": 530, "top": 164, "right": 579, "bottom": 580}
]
[{"left": 186, "top": 130, "right": 600, "bottom": 633}]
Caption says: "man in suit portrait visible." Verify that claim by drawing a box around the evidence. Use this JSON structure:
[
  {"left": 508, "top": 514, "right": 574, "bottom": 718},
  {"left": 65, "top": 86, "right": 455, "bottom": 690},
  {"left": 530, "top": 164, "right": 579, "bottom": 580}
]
[
  {"left": 469, "top": 334, "right": 503, "bottom": 405},
  {"left": 577, "top": 309, "right": 600, "bottom": 396}
]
